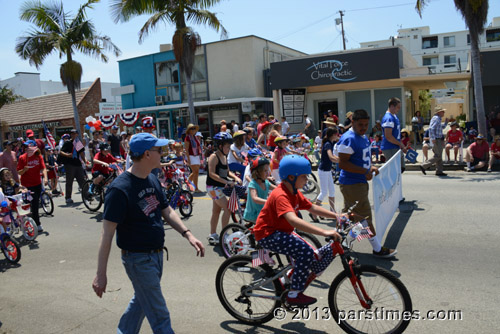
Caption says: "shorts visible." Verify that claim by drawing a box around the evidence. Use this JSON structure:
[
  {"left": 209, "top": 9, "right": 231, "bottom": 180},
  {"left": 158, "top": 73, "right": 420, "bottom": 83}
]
[
  {"left": 446, "top": 142, "right": 460, "bottom": 147},
  {"left": 206, "top": 185, "right": 225, "bottom": 200},
  {"left": 47, "top": 169, "right": 56, "bottom": 180},
  {"left": 92, "top": 171, "right": 110, "bottom": 179},
  {"left": 189, "top": 155, "right": 200, "bottom": 166}
]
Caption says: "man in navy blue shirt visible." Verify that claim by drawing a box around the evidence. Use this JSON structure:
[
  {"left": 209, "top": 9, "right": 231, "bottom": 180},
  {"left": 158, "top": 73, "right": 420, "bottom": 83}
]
[
  {"left": 381, "top": 97, "right": 407, "bottom": 173},
  {"left": 337, "top": 109, "right": 397, "bottom": 258},
  {"left": 93, "top": 133, "right": 204, "bottom": 334}
]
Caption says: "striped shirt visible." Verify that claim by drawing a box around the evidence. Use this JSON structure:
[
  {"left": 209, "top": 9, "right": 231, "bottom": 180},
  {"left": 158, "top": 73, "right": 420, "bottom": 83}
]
[{"left": 428, "top": 115, "right": 445, "bottom": 141}]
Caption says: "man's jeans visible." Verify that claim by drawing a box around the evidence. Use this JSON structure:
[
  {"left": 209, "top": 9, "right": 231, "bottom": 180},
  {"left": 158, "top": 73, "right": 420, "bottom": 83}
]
[{"left": 118, "top": 251, "right": 174, "bottom": 334}]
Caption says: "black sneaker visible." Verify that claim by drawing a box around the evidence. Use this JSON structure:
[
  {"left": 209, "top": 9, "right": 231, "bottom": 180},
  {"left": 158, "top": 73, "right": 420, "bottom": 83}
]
[
  {"left": 419, "top": 166, "right": 426, "bottom": 175},
  {"left": 435, "top": 172, "right": 448, "bottom": 176},
  {"left": 373, "top": 247, "right": 397, "bottom": 258}
]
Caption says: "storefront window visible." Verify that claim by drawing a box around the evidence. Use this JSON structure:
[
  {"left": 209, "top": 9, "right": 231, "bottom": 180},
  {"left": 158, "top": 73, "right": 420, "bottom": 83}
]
[
  {"left": 180, "top": 55, "right": 207, "bottom": 83},
  {"left": 374, "top": 88, "right": 403, "bottom": 124},
  {"left": 156, "top": 61, "right": 179, "bottom": 86},
  {"left": 346, "top": 90, "right": 371, "bottom": 122}
]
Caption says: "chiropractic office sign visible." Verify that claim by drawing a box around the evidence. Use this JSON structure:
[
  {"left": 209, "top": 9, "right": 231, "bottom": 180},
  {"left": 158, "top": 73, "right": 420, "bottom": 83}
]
[{"left": 270, "top": 47, "right": 402, "bottom": 90}]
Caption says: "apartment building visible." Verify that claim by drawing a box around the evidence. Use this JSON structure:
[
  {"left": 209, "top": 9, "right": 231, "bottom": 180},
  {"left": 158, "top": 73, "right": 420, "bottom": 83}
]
[{"left": 360, "top": 17, "right": 500, "bottom": 74}]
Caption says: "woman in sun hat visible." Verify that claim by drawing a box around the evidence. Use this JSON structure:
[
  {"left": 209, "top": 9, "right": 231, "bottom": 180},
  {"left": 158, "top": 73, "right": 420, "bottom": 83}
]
[{"left": 184, "top": 123, "right": 203, "bottom": 192}]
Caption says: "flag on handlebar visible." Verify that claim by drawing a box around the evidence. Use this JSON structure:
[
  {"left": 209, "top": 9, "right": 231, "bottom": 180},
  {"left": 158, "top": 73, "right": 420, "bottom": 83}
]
[
  {"left": 42, "top": 120, "right": 57, "bottom": 149},
  {"left": 251, "top": 249, "right": 275, "bottom": 267},
  {"left": 356, "top": 220, "right": 373, "bottom": 241},
  {"left": 227, "top": 187, "right": 238, "bottom": 213}
]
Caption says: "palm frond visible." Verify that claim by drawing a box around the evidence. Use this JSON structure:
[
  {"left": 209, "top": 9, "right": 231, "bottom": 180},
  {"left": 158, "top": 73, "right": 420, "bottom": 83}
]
[
  {"left": 110, "top": 0, "right": 159, "bottom": 23},
  {"left": 19, "top": 0, "right": 64, "bottom": 33},
  {"left": 15, "top": 30, "right": 57, "bottom": 68},
  {"left": 138, "top": 9, "right": 174, "bottom": 43},
  {"left": 185, "top": 9, "right": 227, "bottom": 39},
  {"left": 414, "top": 0, "right": 429, "bottom": 18},
  {"left": 454, "top": 0, "right": 488, "bottom": 35},
  {"left": 60, "top": 60, "right": 83, "bottom": 91}
]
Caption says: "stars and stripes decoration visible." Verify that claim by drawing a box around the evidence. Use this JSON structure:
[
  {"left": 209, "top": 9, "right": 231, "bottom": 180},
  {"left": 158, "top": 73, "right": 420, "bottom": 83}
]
[
  {"left": 100, "top": 115, "right": 117, "bottom": 129},
  {"left": 356, "top": 220, "right": 374, "bottom": 241},
  {"left": 251, "top": 249, "right": 275, "bottom": 267},
  {"left": 119, "top": 112, "right": 139, "bottom": 126},
  {"left": 138, "top": 195, "right": 160, "bottom": 216},
  {"left": 227, "top": 187, "right": 239, "bottom": 213},
  {"left": 42, "top": 120, "right": 56, "bottom": 149}
]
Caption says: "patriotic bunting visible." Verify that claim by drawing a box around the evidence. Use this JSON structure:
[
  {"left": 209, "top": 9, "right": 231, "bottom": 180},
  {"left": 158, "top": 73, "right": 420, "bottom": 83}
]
[{"left": 119, "top": 112, "right": 139, "bottom": 126}]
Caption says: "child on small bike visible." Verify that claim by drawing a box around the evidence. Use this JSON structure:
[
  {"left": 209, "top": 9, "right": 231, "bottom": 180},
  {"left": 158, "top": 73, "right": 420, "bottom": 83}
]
[
  {"left": 166, "top": 142, "right": 187, "bottom": 172},
  {"left": 45, "top": 147, "right": 60, "bottom": 195},
  {"left": 252, "top": 155, "right": 341, "bottom": 307},
  {"left": 242, "top": 158, "right": 275, "bottom": 223},
  {"left": 0, "top": 168, "right": 25, "bottom": 196},
  {"left": 271, "top": 136, "right": 288, "bottom": 183},
  {"left": 90, "top": 143, "right": 124, "bottom": 192}
]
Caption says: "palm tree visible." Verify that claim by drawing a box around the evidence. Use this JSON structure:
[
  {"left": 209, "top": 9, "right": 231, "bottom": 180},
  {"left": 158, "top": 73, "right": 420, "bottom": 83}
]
[
  {"left": 415, "top": 0, "right": 489, "bottom": 135},
  {"left": 110, "top": 0, "right": 227, "bottom": 125},
  {"left": 16, "top": 0, "right": 121, "bottom": 137},
  {"left": 0, "top": 84, "right": 23, "bottom": 109}
]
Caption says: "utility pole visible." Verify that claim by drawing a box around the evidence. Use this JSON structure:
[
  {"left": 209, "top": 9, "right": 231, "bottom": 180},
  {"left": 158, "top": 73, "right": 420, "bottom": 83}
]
[{"left": 339, "top": 10, "right": 346, "bottom": 50}]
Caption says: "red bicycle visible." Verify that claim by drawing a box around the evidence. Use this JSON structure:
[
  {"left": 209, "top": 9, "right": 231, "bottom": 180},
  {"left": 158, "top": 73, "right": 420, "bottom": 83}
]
[{"left": 215, "top": 208, "right": 412, "bottom": 334}]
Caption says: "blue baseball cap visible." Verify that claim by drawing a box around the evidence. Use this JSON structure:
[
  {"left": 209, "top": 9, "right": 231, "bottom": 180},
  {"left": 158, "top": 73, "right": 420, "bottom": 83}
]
[
  {"left": 25, "top": 140, "right": 37, "bottom": 147},
  {"left": 129, "top": 133, "right": 169, "bottom": 157}
]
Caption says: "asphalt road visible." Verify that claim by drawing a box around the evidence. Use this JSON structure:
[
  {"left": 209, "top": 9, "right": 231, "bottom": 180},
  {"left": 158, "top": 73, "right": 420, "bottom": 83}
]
[{"left": 0, "top": 171, "right": 499, "bottom": 334}]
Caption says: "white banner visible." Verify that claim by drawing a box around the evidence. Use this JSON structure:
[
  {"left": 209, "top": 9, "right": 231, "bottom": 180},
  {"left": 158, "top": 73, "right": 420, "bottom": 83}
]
[{"left": 372, "top": 150, "right": 403, "bottom": 244}]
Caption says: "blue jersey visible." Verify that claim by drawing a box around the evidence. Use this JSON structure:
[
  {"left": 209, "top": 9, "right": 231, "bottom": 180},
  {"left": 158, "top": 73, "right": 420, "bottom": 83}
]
[
  {"left": 337, "top": 129, "right": 371, "bottom": 185},
  {"left": 381, "top": 112, "right": 401, "bottom": 150}
]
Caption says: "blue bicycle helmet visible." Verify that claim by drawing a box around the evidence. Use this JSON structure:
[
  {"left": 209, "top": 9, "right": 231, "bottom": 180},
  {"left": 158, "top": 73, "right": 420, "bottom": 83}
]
[
  {"left": 279, "top": 155, "right": 311, "bottom": 193},
  {"left": 247, "top": 148, "right": 263, "bottom": 158},
  {"left": 213, "top": 132, "right": 233, "bottom": 149}
]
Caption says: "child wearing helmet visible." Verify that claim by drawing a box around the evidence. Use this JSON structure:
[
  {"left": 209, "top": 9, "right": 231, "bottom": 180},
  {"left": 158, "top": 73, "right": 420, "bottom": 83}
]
[
  {"left": 252, "top": 155, "right": 341, "bottom": 307},
  {"left": 242, "top": 158, "right": 275, "bottom": 223},
  {"left": 242, "top": 148, "right": 262, "bottom": 188},
  {"left": 271, "top": 136, "right": 288, "bottom": 183},
  {"left": 227, "top": 130, "right": 249, "bottom": 176},
  {"left": 206, "top": 132, "right": 242, "bottom": 245},
  {"left": 91, "top": 143, "right": 124, "bottom": 191}
]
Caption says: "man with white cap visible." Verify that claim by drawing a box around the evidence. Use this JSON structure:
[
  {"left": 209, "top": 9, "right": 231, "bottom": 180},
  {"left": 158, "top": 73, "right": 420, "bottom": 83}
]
[
  {"left": 93, "top": 133, "right": 204, "bottom": 334},
  {"left": 420, "top": 106, "right": 448, "bottom": 176}
]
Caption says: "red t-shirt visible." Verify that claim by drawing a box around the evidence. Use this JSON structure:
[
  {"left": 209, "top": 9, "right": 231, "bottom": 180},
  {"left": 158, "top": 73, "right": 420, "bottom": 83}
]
[
  {"left": 469, "top": 141, "right": 489, "bottom": 159},
  {"left": 17, "top": 153, "right": 45, "bottom": 187},
  {"left": 447, "top": 129, "right": 463, "bottom": 144},
  {"left": 91, "top": 152, "right": 117, "bottom": 174},
  {"left": 491, "top": 143, "right": 500, "bottom": 156},
  {"left": 253, "top": 183, "right": 312, "bottom": 241},
  {"left": 271, "top": 147, "right": 287, "bottom": 170}
]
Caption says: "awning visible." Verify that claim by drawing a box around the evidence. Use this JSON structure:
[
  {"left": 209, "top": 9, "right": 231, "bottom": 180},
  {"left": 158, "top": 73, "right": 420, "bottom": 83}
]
[{"left": 96, "top": 97, "right": 273, "bottom": 116}]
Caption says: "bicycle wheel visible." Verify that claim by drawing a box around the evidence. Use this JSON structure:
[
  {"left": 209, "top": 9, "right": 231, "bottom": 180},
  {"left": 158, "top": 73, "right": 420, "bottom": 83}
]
[
  {"left": 220, "top": 223, "right": 254, "bottom": 258},
  {"left": 301, "top": 180, "right": 320, "bottom": 202},
  {"left": 21, "top": 217, "right": 38, "bottom": 241},
  {"left": 178, "top": 200, "right": 192, "bottom": 217},
  {"left": 295, "top": 231, "right": 322, "bottom": 250},
  {"left": 1, "top": 234, "right": 21, "bottom": 263},
  {"left": 328, "top": 264, "right": 412, "bottom": 334},
  {"left": 216, "top": 255, "right": 281, "bottom": 325},
  {"left": 40, "top": 192, "right": 54, "bottom": 215},
  {"left": 82, "top": 181, "right": 103, "bottom": 212}
]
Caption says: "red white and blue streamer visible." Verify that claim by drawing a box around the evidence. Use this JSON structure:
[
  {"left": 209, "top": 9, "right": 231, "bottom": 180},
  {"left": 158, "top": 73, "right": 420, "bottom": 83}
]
[
  {"left": 119, "top": 112, "right": 139, "bottom": 126},
  {"left": 99, "top": 115, "right": 117, "bottom": 129}
]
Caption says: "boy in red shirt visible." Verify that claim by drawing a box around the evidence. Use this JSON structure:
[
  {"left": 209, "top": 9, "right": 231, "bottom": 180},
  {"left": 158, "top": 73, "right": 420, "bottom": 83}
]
[
  {"left": 17, "top": 140, "right": 48, "bottom": 231},
  {"left": 253, "top": 155, "right": 341, "bottom": 306},
  {"left": 445, "top": 122, "right": 463, "bottom": 163},
  {"left": 91, "top": 143, "right": 123, "bottom": 191},
  {"left": 488, "top": 136, "right": 500, "bottom": 172}
]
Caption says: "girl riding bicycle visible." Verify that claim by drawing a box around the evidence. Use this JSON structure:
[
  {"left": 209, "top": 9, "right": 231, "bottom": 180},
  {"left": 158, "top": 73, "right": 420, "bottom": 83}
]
[
  {"left": 0, "top": 168, "right": 25, "bottom": 196},
  {"left": 271, "top": 136, "right": 288, "bottom": 183},
  {"left": 252, "top": 155, "right": 341, "bottom": 307}
]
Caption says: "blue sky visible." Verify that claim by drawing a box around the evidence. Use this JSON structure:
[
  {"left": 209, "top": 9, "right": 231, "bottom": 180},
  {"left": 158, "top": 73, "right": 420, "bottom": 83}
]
[{"left": 1, "top": 0, "right": 499, "bottom": 83}]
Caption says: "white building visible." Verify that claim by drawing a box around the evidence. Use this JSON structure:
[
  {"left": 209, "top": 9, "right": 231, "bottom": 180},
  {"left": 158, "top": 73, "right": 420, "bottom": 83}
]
[
  {"left": 0, "top": 72, "right": 121, "bottom": 103},
  {"left": 360, "top": 17, "right": 500, "bottom": 74}
]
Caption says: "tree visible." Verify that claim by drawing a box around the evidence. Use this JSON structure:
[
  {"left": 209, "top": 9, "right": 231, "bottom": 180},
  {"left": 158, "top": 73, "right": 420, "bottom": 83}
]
[
  {"left": 415, "top": 0, "right": 489, "bottom": 135},
  {"left": 16, "top": 0, "right": 121, "bottom": 137},
  {"left": 111, "top": 0, "right": 227, "bottom": 125},
  {"left": 0, "top": 84, "right": 23, "bottom": 109}
]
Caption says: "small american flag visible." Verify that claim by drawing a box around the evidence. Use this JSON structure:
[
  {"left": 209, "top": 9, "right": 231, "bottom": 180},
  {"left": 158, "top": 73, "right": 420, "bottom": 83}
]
[
  {"left": 74, "top": 137, "right": 84, "bottom": 152},
  {"left": 251, "top": 249, "right": 275, "bottom": 267},
  {"left": 227, "top": 187, "right": 238, "bottom": 213},
  {"left": 42, "top": 120, "right": 57, "bottom": 149},
  {"left": 357, "top": 220, "right": 373, "bottom": 241}
]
